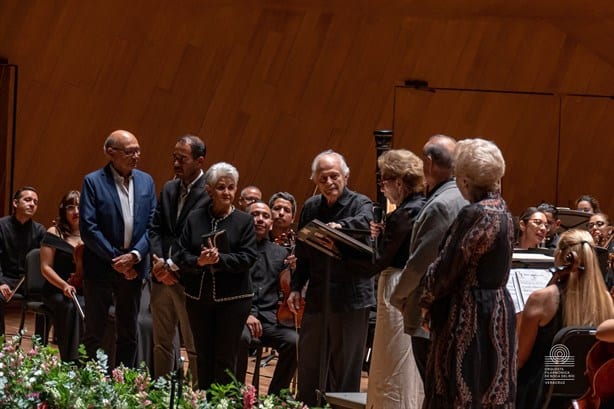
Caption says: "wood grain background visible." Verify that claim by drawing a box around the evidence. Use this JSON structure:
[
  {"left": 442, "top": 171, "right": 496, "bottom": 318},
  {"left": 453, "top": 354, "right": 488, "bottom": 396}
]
[{"left": 1, "top": 0, "right": 613, "bottom": 225}]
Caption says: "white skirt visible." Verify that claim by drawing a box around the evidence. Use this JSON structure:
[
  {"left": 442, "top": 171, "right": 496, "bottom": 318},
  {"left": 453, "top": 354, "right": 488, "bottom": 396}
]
[{"left": 366, "top": 267, "right": 424, "bottom": 409}]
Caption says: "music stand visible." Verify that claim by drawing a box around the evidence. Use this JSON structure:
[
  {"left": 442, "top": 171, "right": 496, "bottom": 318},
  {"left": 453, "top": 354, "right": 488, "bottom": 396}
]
[
  {"left": 297, "top": 220, "right": 373, "bottom": 406},
  {"left": 556, "top": 208, "right": 590, "bottom": 230}
]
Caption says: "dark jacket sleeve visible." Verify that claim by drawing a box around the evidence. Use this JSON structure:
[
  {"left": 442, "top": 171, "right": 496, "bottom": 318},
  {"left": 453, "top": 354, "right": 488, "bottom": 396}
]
[
  {"left": 149, "top": 190, "right": 165, "bottom": 258},
  {"left": 217, "top": 216, "right": 258, "bottom": 274},
  {"left": 79, "top": 175, "right": 120, "bottom": 262}
]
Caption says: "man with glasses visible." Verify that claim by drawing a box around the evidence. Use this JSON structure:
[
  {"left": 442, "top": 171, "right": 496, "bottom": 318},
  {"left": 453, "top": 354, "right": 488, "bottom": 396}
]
[
  {"left": 287, "top": 149, "right": 374, "bottom": 406},
  {"left": 237, "top": 186, "right": 262, "bottom": 211},
  {"left": 149, "top": 135, "right": 207, "bottom": 382},
  {"left": 80, "top": 129, "right": 156, "bottom": 368},
  {"left": 537, "top": 202, "right": 561, "bottom": 249},
  {"left": 390, "top": 134, "right": 468, "bottom": 384}
]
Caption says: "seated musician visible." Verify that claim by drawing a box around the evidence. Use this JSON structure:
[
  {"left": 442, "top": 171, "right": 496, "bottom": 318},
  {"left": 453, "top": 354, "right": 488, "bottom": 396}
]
[
  {"left": 40, "top": 190, "right": 85, "bottom": 362},
  {"left": 236, "top": 201, "right": 298, "bottom": 395},
  {"left": 516, "top": 207, "right": 549, "bottom": 249},
  {"left": 516, "top": 229, "right": 614, "bottom": 409},
  {"left": 269, "top": 192, "right": 297, "bottom": 244}
]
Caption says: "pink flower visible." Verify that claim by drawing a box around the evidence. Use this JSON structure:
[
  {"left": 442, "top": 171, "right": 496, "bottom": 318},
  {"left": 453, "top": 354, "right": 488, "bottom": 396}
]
[
  {"left": 111, "top": 367, "right": 124, "bottom": 383},
  {"left": 242, "top": 384, "right": 257, "bottom": 409}
]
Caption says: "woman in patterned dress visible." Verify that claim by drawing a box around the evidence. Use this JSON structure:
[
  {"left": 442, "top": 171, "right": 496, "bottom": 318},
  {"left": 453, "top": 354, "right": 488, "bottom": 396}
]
[{"left": 420, "top": 138, "right": 517, "bottom": 409}]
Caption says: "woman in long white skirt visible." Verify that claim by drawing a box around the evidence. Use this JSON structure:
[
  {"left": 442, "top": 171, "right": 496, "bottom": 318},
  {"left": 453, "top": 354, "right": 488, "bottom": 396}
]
[{"left": 367, "top": 150, "right": 426, "bottom": 409}]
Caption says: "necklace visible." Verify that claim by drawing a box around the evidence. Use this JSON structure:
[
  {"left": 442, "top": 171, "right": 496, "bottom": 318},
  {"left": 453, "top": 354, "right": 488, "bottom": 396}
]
[{"left": 210, "top": 205, "right": 235, "bottom": 232}]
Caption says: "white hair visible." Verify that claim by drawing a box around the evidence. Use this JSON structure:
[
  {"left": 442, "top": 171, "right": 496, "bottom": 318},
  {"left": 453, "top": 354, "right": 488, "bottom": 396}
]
[
  {"left": 205, "top": 162, "right": 239, "bottom": 186},
  {"left": 310, "top": 150, "right": 350, "bottom": 180}
]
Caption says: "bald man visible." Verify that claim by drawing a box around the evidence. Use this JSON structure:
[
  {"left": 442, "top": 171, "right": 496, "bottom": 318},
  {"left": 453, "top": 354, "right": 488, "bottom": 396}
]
[
  {"left": 80, "top": 130, "right": 156, "bottom": 368},
  {"left": 390, "top": 134, "right": 468, "bottom": 382}
]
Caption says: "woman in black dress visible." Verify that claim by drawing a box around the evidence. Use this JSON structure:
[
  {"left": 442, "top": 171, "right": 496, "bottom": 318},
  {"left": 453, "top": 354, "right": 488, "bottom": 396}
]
[
  {"left": 40, "top": 190, "right": 85, "bottom": 362},
  {"left": 420, "top": 138, "right": 517, "bottom": 408},
  {"left": 517, "top": 229, "right": 614, "bottom": 408},
  {"left": 176, "top": 162, "right": 258, "bottom": 391}
]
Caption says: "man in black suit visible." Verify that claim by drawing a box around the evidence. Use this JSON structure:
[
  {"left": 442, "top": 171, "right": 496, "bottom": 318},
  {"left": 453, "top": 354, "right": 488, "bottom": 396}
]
[
  {"left": 236, "top": 201, "right": 298, "bottom": 395},
  {"left": 288, "top": 150, "right": 374, "bottom": 406},
  {"left": 149, "top": 135, "right": 207, "bottom": 382},
  {"left": 80, "top": 130, "right": 157, "bottom": 368},
  {"left": 0, "top": 187, "right": 46, "bottom": 336}
]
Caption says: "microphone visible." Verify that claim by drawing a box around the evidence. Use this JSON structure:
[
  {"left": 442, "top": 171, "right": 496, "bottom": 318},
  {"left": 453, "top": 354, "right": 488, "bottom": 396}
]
[
  {"left": 373, "top": 204, "right": 384, "bottom": 224},
  {"left": 372, "top": 204, "right": 384, "bottom": 263}
]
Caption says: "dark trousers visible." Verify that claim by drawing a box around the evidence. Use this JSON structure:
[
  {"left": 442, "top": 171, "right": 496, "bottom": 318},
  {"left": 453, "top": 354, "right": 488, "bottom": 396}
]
[
  {"left": 411, "top": 335, "right": 431, "bottom": 384},
  {"left": 83, "top": 275, "right": 142, "bottom": 368},
  {"left": 236, "top": 318, "right": 298, "bottom": 394},
  {"left": 43, "top": 291, "right": 84, "bottom": 362},
  {"left": 297, "top": 308, "right": 370, "bottom": 407},
  {"left": 187, "top": 297, "right": 251, "bottom": 391}
]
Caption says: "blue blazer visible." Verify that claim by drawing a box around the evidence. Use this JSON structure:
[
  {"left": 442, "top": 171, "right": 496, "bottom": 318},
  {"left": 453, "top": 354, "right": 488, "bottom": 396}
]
[{"left": 79, "top": 163, "right": 157, "bottom": 281}]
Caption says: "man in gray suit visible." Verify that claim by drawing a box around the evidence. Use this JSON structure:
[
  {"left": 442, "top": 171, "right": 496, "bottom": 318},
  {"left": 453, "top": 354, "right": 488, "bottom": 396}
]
[{"left": 390, "top": 134, "right": 468, "bottom": 382}]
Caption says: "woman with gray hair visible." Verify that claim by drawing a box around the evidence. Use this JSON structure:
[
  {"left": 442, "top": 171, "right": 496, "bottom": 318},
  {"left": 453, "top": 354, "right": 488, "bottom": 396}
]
[
  {"left": 420, "top": 138, "right": 517, "bottom": 408},
  {"left": 175, "top": 162, "right": 258, "bottom": 391}
]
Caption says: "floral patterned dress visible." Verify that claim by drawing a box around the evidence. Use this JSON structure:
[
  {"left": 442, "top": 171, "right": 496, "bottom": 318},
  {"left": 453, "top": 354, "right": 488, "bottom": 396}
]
[{"left": 420, "top": 192, "right": 517, "bottom": 409}]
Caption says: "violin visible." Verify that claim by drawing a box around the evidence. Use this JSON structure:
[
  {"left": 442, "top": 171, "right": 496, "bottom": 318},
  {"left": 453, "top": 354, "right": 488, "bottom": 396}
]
[
  {"left": 575, "top": 341, "right": 614, "bottom": 409},
  {"left": 274, "top": 229, "right": 305, "bottom": 328},
  {"left": 68, "top": 243, "right": 85, "bottom": 289}
]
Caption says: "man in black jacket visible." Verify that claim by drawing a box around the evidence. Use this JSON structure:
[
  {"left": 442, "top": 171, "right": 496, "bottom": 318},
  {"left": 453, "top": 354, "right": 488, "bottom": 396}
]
[
  {"left": 149, "top": 135, "right": 208, "bottom": 382},
  {"left": 288, "top": 150, "right": 374, "bottom": 406},
  {"left": 0, "top": 186, "right": 46, "bottom": 336},
  {"left": 236, "top": 201, "right": 298, "bottom": 394}
]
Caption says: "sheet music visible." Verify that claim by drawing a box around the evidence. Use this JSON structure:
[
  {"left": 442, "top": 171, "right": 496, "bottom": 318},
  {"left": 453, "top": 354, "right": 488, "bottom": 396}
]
[
  {"left": 505, "top": 276, "right": 522, "bottom": 313},
  {"left": 506, "top": 268, "right": 553, "bottom": 313},
  {"left": 515, "top": 269, "right": 552, "bottom": 306}
]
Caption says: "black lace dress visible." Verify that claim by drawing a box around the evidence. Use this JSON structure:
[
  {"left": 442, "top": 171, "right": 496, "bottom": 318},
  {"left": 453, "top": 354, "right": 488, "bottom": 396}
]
[{"left": 420, "top": 193, "right": 517, "bottom": 408}]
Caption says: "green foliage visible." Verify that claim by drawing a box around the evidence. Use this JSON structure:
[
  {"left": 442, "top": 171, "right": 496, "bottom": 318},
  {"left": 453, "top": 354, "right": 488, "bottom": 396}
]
[{"left": 0, "top": 335, "right": 321, "bottom": 409}]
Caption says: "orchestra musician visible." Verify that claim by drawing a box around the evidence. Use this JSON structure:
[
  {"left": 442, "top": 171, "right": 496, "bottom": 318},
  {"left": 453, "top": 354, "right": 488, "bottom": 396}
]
[
  {"left": 236, "top": 201, "right": 298, "bottom": 394},
  {"left": 40, "top": 190, "right": 85, "bottom": 362},
  {"left": 269, "top": 191, "right": 304, "bottom": 327}
]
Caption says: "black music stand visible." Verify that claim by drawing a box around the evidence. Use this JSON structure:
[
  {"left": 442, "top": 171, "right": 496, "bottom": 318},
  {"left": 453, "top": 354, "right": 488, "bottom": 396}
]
[
  {"left": 297, "top": 220, "right": 373, "bottom": 406},
  {"left": 556, "top": 208, "right": 591, "bottom": 230}
]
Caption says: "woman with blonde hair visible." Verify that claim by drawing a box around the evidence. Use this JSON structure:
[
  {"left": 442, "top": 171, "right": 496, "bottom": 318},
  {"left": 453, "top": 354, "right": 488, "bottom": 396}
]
[
  {"left": 517, "top": 229, "right": 614, "bottom": 409},
  {"left": 368, "top": 149, "right": 426, "bottom": 409},
  {"left": 420, "top": 138, "right": 517, "bottom": 408}
]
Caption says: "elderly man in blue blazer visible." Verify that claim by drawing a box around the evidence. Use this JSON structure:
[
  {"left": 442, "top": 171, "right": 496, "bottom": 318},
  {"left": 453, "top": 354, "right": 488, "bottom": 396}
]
[{"left": 80, "top": 129, "right": 156, "bottom": 368}]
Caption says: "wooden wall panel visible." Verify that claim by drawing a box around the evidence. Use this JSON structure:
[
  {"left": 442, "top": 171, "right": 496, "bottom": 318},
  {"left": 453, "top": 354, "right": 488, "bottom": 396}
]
[
  {"left": 0, "top": 0, "right": 612, "bottom": 225},
  {"left": 393, "top": 89, "right": 559, "bottom": 216},
  {"left": 559, "top": 97, "right": 614, "bottom": 217}
]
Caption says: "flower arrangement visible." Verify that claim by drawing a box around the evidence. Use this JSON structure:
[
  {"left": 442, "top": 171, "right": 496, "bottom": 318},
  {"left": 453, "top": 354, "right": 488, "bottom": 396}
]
[{"left": 0, "top": 335, "right": 314, "bottom": 409}]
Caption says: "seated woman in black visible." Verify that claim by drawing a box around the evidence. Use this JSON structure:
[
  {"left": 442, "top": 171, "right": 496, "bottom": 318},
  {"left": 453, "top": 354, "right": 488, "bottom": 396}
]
[
  {"left": 517, "top": 229, "right": 614, "bottom": 409},
  {"left": 175, "top": 162, "right": 257, "bottom": 391},
  {"left": 40, "top": 190, "right": 85, "bottom": 362}
]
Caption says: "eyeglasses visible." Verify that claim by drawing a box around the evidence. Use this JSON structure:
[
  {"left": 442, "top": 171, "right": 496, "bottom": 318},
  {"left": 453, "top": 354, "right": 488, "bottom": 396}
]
[
  {"left": 240, "top": 196, "right": 259, "bottom": 204},
  {"left": 378, "top": 177, "right": 396, "bottom": 186},
  {"left": 172, "top": 154, "right": 190, "bottom": 164},
  {"left": 587, "top": 220, "right": 607, "bottom": 229},
  {"left": 317, "top": 173, "right": 342, "bottom": 184},
  {"left": 113, "top": 146, "right": 141, "bottom": 157},
  {"left": 527, "top": 219, "right": 550, "bottom": 228}
]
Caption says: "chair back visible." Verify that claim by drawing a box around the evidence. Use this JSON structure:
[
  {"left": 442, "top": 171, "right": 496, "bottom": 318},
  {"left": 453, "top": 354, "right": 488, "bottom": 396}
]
[
  {"left": 25, "top": 248, "right": 45, "bottom": 300},
  {"left": 545, "top": 326, "right": 597, "bottom": 402}
]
